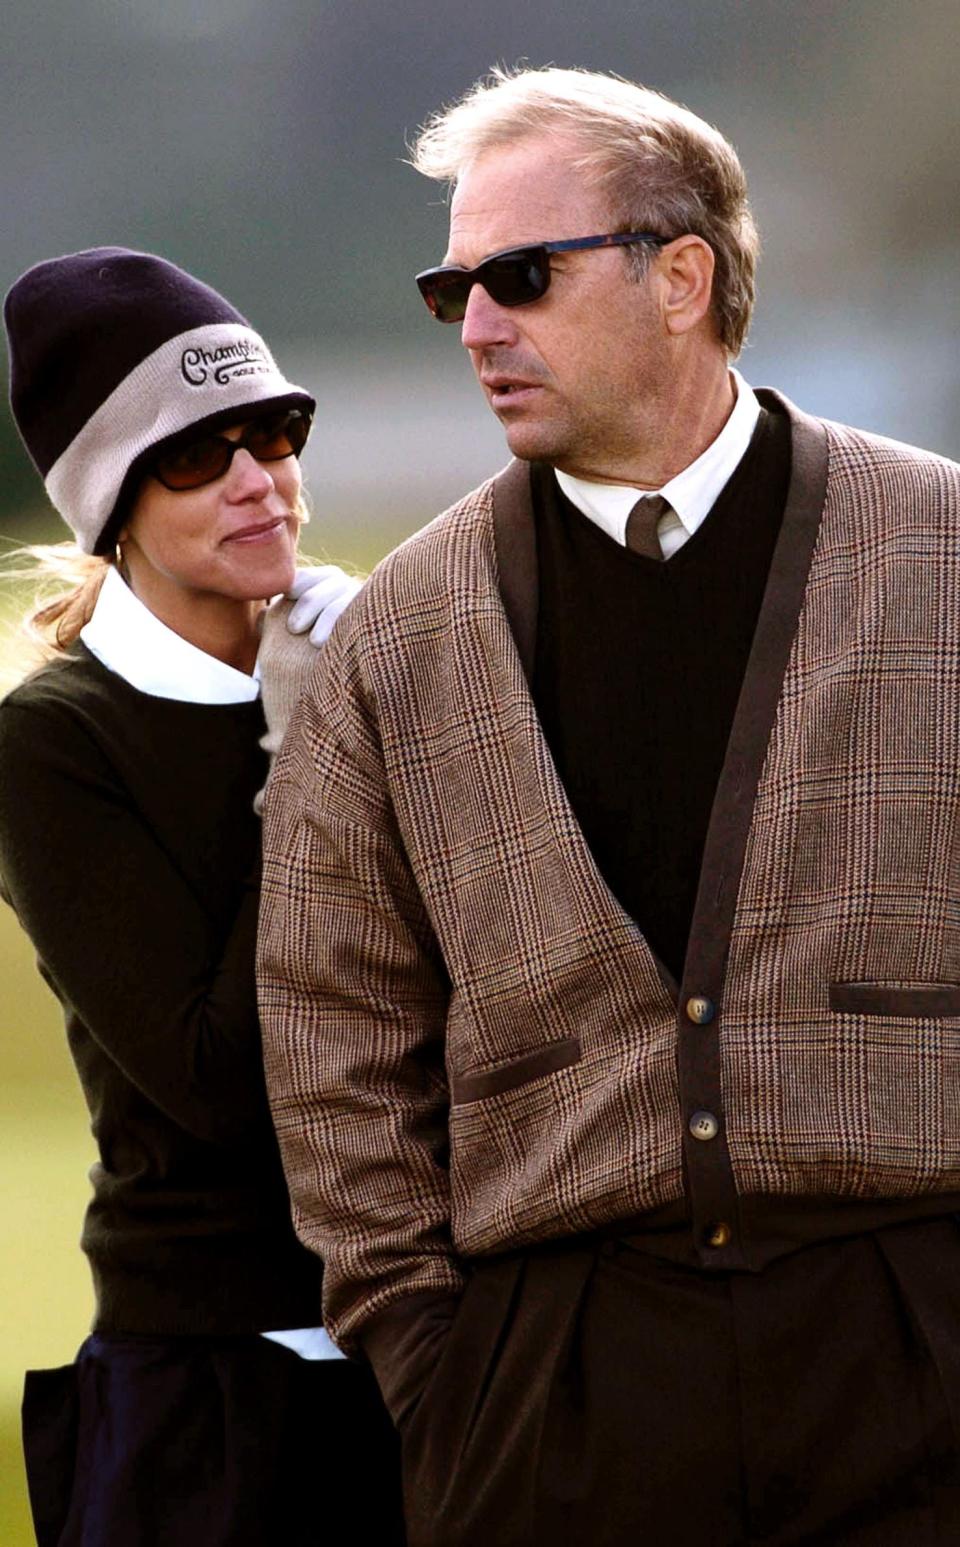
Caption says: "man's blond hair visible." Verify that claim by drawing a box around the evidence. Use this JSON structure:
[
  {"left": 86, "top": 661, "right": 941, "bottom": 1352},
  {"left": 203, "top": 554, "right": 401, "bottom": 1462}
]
[{"left": 411, "top": 65, "right": 759, "bottom": 357}]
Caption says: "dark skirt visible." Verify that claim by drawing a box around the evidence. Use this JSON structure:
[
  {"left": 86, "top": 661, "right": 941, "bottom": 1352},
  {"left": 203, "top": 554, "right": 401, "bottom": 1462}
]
[{"left": 22, "top": 1332, "right": 404, "bottom": 1547}]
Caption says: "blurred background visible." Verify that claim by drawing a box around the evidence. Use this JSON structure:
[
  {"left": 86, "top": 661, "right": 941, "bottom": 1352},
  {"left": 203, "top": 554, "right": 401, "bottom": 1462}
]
[{"left": 0, "top": 0, "right": 957, "bottom": 1539}]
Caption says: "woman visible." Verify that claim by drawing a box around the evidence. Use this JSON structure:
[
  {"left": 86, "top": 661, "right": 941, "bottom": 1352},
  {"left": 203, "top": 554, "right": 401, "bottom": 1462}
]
[{"left": 0, "top": 247, "right": 403, "bottom": 1546}]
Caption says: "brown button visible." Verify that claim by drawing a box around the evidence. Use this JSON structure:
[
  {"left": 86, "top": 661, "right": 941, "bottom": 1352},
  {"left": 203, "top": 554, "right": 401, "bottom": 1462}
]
[
  {"left": 686, "top": 995, "right": 715, "bottom": 1025},
  {"left": 689, "top": 1110, "right": 720, "bottom": 1141},
  {"left": 706, "top": 1221, "right": 732, "bottom": 1248}
]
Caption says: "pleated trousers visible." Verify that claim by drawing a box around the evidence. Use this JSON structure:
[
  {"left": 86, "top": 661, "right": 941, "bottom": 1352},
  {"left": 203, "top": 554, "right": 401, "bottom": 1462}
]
[{"left": 400, "top": 1216, "right": 960, "bottom": 1546}]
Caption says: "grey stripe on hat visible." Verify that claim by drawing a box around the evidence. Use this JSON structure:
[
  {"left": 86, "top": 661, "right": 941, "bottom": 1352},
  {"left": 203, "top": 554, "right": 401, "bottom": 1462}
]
[{"left": 46, "top": 322, "right": 310, "bottom": 553}]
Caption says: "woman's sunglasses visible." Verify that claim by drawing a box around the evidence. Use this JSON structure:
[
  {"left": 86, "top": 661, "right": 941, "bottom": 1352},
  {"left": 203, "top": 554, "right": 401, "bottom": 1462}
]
[
  {"left": 151, "top": 407, "right": 313, "bottom": 492},
  {"left": 415, "top": 231, "right": 671, "bottom": 323}
]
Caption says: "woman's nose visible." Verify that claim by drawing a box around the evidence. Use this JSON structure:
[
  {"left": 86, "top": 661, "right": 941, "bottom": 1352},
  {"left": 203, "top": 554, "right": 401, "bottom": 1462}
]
[{"left": 224, "top": 446, "right": 274, "bottom": 499}]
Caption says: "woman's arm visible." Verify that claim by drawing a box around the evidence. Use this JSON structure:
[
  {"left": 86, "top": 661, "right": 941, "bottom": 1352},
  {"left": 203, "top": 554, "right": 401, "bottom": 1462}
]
[{"left": 0, "top": 694, "right": 269, "bottom": 1144}]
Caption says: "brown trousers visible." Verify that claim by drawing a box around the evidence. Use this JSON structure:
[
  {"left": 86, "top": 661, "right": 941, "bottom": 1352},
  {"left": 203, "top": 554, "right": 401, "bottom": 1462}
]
[{"left": 399, "top": 1217, "right": 960, "bottom": 1546}]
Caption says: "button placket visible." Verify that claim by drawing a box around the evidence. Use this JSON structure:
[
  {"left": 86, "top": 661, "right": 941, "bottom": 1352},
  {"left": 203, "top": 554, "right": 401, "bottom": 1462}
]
[{"left": 677, "top": 981, "right": 743, "bottom": 1265}]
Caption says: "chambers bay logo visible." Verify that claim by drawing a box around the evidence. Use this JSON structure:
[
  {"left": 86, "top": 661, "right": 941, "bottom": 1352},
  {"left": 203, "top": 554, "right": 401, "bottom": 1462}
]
[{"left": 180, "top": 337, "right": 273, "bottom": 388}]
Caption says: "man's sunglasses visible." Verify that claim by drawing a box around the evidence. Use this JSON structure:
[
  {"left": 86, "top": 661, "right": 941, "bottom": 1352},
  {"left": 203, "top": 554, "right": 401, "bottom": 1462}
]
[
  {"left": 416, "top": 231, "right": 672, "bottom": 323},
  {"left": 151, "top": 408, "right": 313, "bottom": 492}
]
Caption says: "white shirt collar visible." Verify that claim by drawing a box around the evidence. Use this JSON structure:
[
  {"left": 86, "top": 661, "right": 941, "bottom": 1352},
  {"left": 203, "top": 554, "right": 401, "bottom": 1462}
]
[
  {"left": 555, "top": 368, "right": 761, "bottom": 547},
  {"left": 80, "top": 565, "right": 261, "bottom": 704}
]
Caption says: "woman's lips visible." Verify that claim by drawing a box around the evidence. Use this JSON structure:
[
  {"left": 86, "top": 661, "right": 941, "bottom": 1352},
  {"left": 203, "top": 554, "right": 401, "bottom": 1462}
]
[{"left": 221, "top": 516, "right": 288, "bottom": 545}]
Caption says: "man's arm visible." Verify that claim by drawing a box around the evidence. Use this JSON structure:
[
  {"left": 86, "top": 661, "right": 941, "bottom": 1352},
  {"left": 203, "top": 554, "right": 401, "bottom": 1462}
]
[{"left": 257, "top": 626, "right": 465, "bottom": 1418}]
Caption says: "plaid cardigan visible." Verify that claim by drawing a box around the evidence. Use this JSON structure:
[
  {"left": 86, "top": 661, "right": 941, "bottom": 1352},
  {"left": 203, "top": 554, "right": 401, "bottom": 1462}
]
[{"left": 258, "top": 390, "right": 960, "bottom": 1374}]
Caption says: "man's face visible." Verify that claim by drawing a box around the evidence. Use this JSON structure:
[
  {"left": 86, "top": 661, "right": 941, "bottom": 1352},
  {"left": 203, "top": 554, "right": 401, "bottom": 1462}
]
[{"left": 446, "top": 134, "right": 673, "bottom": 483}]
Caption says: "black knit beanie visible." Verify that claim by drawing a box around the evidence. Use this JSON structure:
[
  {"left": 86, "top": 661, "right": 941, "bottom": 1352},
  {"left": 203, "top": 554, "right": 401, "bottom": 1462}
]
[{"left": 4, "top": 246, "right": 315, "bottom": 554}]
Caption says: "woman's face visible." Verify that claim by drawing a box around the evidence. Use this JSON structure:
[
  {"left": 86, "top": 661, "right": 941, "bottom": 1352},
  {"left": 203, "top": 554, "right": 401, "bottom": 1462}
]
[{"left": 119, "top": 419, "right": 303, "bottom": 613}]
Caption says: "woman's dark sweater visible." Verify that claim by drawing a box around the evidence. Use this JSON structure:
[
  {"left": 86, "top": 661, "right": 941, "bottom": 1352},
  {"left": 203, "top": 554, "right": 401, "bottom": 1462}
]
[{"left": 0, "top": 643, "right": 323, "bottom": 1334}]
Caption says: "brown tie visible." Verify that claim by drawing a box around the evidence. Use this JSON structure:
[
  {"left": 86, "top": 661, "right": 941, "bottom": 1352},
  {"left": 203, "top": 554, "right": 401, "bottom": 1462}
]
[{"left": 624, "top": 494, "right": 671, "bottom": 560}]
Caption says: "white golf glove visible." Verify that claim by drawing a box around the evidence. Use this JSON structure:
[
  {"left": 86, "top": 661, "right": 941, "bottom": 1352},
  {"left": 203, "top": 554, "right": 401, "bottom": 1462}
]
[{"left": 285, "top": 565, "right": 363, "bottom": 647}]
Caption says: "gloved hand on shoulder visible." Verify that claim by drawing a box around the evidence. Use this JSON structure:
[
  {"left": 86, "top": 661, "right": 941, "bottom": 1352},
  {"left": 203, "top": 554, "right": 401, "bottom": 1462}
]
[
  {"left": 285, "top": 565, "right": 364, "bottom": 646},
  {"left": 254, "top": 565, "right": 365, "bottom": 812}
]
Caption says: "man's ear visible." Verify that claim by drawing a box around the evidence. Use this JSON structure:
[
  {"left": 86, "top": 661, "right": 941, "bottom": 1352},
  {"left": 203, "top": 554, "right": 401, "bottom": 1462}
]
[{"left": 657, "top": 236, "right": 715, "bottom": 337}]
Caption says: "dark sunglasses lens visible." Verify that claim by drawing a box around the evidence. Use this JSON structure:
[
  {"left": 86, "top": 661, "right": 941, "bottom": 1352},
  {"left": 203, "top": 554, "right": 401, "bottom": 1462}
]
[
  {"left": 417, "top": 272, "right": 470, "bottom": 323},
  {"left": 154, "top": 436, "right": 229, "bottom": 490},
  {"left": 417, "top": 249, "right": 549, "bottom": 322},
  {"left": 484, "top": 251, "right": 548, "bottom": 306},
  {"left": 244, "top": 409, "right": 311, "bottom": 460}
]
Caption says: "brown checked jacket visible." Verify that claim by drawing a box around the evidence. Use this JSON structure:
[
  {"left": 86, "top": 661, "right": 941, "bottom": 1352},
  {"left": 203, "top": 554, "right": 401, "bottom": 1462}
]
[{"left": 257, "top": 390, "right": 960, "bottom": 1394}]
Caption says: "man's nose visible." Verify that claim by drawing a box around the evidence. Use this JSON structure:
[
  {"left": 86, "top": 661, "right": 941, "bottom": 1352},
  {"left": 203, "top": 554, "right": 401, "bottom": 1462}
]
[
  {"left": 460, "top": 282, "right": 518, "bottom": 351},
  {"left": 225, "top": 447, "right": 275, "bottom": 499}
]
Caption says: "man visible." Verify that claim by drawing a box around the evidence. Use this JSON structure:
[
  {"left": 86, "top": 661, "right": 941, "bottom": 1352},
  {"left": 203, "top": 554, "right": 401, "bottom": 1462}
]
[{"left": 258, "top": 66, "right": 960, "bottom": 1546}]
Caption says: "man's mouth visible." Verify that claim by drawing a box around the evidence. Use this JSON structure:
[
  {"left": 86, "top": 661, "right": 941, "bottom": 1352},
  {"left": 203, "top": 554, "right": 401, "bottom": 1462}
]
[{"left": 485, "top": 378, "right": 542, "bottom": 406}]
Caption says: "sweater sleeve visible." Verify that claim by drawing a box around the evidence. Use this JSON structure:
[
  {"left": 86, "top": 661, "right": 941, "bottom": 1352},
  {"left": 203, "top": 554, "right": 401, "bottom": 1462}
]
[
  {"left": 256, "top": 629, "right": 466, "bottom": 1363},
  {"left": 253, "top": 597, "right": 318, "bottom": 813},
  {"left": 0, "top": 695, "right": 269, "bottom": 1144}
]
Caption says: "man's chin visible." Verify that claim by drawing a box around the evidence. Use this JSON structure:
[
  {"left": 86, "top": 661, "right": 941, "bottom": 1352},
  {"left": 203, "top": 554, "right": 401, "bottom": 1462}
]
[{"left": 500, "top": 422, "right": 565, "bottom": 464}]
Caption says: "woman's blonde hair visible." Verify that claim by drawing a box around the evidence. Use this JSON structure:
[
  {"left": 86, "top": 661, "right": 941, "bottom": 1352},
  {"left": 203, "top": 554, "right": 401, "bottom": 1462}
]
[
  {"left": 21, "top": 544, "right": 111, "bottom": 651},
  {"left": 0, "top": 542, "right": 113, "bottom": 690}
]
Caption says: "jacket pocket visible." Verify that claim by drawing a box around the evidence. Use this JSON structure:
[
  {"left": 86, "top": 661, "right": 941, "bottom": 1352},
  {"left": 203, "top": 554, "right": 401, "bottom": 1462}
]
[
  {"left": 450, "top": 1037, "right": 581, "bottom": 1104},
  {"left": 829, "top": 982, "right": 960, "bottom": 1017}
]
